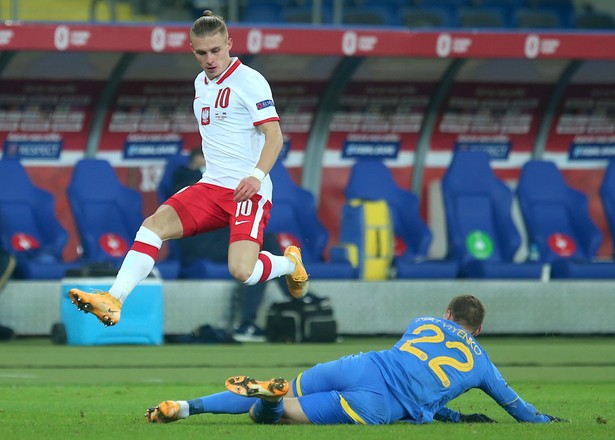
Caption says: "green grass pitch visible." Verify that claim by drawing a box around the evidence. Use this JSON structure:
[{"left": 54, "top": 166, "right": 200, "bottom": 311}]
[{"left": 0, "top": 336, "right": 613, "bottom": 440}]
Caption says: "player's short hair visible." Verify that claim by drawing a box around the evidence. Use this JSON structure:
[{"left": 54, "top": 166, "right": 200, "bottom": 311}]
[
  {"left": 447, "top": 295, "right": 485, "bottom": 334},
  {"left": 191, "top": 10, "right": 228, "bottom": 40}
]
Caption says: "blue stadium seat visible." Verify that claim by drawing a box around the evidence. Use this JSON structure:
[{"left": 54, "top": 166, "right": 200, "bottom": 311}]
[
  {"left": 572, "top": 8, "right": 615, "bottom": 29},
  {"left": 457, "top": 6, "right": 509, "bottom": 27},
  {"left": 67, "top": 159, "right": 179, "bottom": 279},
  {"left": 267, "top": 160, "right": 356, "bottom": 279},
  {"left": 600, "top": 161, "right": 615, "bottom": 252},
  {"left": 0, "top": 159, "right": 81, "bottom": 279},
  {"left": 442, "top": 151, "right": 543, "bottom": 278},
  {"left": 400, "top": 6, "right": 457, "bottom": 28},
  {"left": 282, "top": 4, "right": 333, "bottom": 24},
  {"left": 242, "top": 1, "right": 283, "bottom": 23},
  {"left": 344, "top": 159, "right": 458, "bottom": 279},
  {"left": 342, "top": 4, "right": 397, "bottom": 26},
  {"left": 512, "top": 7, "right": 562, "bottom": 28},
  {"left": 424, "top": 0, "right": 470, "bottom": 7},
  {"left": 516, "top": 160, "right": 615, "bottom": 279},
  {"left": 521, "top": 0, "right": 574, "bottom": 26}
]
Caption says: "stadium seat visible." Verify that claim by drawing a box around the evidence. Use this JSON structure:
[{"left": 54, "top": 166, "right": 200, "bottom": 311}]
[
  {"left": 344, "top": 159, "right": 458, "bottom": 279},
  {"left": 423, "top": 0, "right": 469, "bottom": 7},
  {"left": 242, "top": 1, "right": 282, "bottom": 23},
  {"left": 573, "top": 9, "right": 615, "bottom": 29},
  {"left": 342, "top": 4, "right": 395, "bottom": 26},
  {"left": 512, "top": 7, "right": 562, "bottom": 28},
  {"left": 0, "top": 159, "right": 82, "bottom": 279},
  {"left": 600, "top": 161, "right": 615, "bottom": 251},
  {"left": 520, "top": 0, "right": 574, "bottom": 25},
  {"left": 400, "top": 6, "right": 457, "bottom": 28},
  {"left": 441, "top": 151, "right": 543, "bottom": 279},
  {"left": 457, "top": 6, "right": 509, "bottom": 28},
  {"left": 67, "top": 159, "right": 179, "bottom": 279},
  {"left": 282, "top": 5, "right": 332, "bottom": 24},
  {"left": 266, "top": 160, "right": 357, "bottom": 279},
  {"left": 516, "top": 160, "right": 615, "bottom": 279}
]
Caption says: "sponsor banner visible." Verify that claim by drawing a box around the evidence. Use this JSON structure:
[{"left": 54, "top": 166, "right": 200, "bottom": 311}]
[
  {"left": 569, "top": 142, "right": 615, "bottom": 160},
  {"left": 123, "top": 134, "right": 182, "bottom": 159},
  {"left": 342, "top": 139, "right": 401, "bottom": 159},
  {"left": 455, "top": 139, "right": 512, "bottom": 160},
  {"left": 3, "top": 134, "right": 62, "bottom": 159},
  {"left": 3, "top": 23, "right": 615, "bottom": 60}
]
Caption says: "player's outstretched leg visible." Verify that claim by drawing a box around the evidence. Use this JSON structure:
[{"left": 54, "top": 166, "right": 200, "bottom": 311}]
[
  {"left": 68, "top": 289, "right": 122, "bottom": 326},
  {"left": 283, "top": 245, "right": 309, "bottom": 299},
  {"left": 145, "top": 401, "right": 185, "bottom": 423},
  {"left": 225, "top": 376, "right": 289, "bottom": 398}
]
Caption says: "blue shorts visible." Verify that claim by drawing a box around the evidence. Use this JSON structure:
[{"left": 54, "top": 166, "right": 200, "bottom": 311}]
[{"left": 291, "top": 353, "right": 405, "bottom": 425}]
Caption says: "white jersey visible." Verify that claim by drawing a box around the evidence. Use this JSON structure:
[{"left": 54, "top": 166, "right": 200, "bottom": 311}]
[{"left": 192, "top": 58, "right": 279, "bottom": 201}]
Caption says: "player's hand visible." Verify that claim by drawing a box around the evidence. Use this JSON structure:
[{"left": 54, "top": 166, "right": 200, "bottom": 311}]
[
  {"left": 233, "top": 176, "right": 261, "bottom": 202},
  {"left": 459, "top": 413, "right": 497, "bottom": 423},
  {"left": 544, "top": 414, "right": 569, "bottom": 422}
]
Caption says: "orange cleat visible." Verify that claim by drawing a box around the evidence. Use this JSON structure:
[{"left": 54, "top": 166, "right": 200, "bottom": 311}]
[
  {"left": 225, "top": 376, "right": 289, "bottom": 398},
  {"left": 284, "top": 245, "right": 309, "bottom": 299},
  {"left": 68, "top": 289, "right": 122, "bottom": 326},
  {"left": 145, "top": 401, "right": 182, "bottom": 423}
]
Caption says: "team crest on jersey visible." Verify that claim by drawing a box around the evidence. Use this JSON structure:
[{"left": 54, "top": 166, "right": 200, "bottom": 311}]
[
  {"left": 256, "top": 99, "right": 274, "bottom": 110},
  {"left": 201, "top": 107, "right": 210, "bottom": 125}
]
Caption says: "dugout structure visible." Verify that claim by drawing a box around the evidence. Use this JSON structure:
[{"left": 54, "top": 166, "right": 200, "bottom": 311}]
[{"left": 1, "top": 23, "right": 614, "bottom": 335}]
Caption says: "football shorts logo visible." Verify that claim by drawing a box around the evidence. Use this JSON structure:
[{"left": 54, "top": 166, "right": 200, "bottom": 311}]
[
  {"left": 256, "top": 99, "right": 274, "bottom": 110},
  {"left": 201, "top": 107, "right": 210, "bottom": 125}
]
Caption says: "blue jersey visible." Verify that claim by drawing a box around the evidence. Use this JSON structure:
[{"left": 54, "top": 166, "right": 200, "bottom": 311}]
[{"left": 366, "top": 316, "right": 549, "bottom": 424}]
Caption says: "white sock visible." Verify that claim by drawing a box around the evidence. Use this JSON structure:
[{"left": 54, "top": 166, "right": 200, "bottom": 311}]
[
  {"left": 243, "top": 259, "right": 264, "bottom": 286},
  {"left": 177, "top": 401, "right": 189, "bottom": 419},
  {"left": 109, "top": 250, "right": 155, "bottom": 303},
  {"left": 265, "top": 251, "right": 296, "bottom": 278},
  {"left": 109, "top": 226, "right": 161, "bottom": 303},
  {"left": 243, "top": 251, "right": 295, "bottom": 286}
]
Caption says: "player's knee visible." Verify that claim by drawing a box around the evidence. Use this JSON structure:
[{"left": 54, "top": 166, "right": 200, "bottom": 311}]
[{"left": 228, "top": 262, "right": 252, "bottom": 283}]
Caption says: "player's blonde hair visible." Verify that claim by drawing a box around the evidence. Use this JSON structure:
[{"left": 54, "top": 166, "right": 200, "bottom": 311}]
[{"left": 191, "top": 10, "right": 228, "bottom": 40}]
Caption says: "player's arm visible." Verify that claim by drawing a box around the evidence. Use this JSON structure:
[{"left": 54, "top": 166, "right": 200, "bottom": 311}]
[
  {"left": 434, "top": 407, "right": 496, "bottom": 423},
  {"left": 482, "top": 364, "right": 567, "bottom": 423},
  {"left": 233, "top": 120, "right": 283, "bottom": 202},
  {"left": 254, "top": 120, "right": 284, "bottom": 175},
  {"left": 501, "top": 396, "right": 567, "bottom": 423}
]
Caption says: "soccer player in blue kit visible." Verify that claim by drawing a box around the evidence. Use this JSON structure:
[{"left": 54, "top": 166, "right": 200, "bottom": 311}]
[{"left": 146, "top": 295, "right": 566, "bottom": 425}]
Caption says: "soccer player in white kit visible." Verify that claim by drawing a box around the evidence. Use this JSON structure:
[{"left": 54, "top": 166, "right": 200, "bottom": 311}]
[{"left": 68, "top": 10, "right": 309, "bottom": 327}]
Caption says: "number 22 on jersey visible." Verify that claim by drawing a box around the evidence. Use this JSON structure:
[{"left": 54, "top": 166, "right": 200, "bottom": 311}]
[{"left": 399, "top": 324, "right": 474, "bottom": 387}]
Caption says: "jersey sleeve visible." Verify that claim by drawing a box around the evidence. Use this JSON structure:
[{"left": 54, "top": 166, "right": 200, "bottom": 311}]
[
  {"left": 433, "top": 407, "right": 462, "bottom": 423},
  {"left": 241, "top": 72, "right": 279, "bottom": 125},
  {"left": 480, "top": 361, "right": 551, "bottom": 423}
]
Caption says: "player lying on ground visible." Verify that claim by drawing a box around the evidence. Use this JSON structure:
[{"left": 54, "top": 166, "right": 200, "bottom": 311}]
[{"left": 145, "top": 295, "right": 567, "bottom": 425}]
